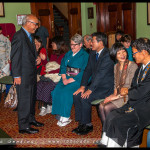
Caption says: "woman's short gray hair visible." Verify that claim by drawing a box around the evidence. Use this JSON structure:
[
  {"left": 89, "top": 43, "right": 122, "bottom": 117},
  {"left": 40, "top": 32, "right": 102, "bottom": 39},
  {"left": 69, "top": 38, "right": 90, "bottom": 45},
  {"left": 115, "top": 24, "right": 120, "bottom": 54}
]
[{"left": 71, "top": 33, "right": 83, "bottom": 45}]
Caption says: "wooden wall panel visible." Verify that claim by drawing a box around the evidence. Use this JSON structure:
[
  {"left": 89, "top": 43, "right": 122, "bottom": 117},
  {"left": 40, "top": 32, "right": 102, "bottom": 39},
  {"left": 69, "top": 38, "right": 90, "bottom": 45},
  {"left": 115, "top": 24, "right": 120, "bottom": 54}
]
[
  {"left": 96, "top": 2, "right": 136, "bottom": 40},
  {"left": 68, "top": 3, "right": 82, "bottom": 38}
]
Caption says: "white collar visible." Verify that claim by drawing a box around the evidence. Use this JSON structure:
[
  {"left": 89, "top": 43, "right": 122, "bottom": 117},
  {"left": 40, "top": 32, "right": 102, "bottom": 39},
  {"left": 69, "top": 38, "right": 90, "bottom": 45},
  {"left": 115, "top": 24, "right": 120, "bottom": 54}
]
[
  {"left": 96, "top": 48, "right": 104, "bottom": 56},
  {"left": 72, "top": 50, "right": 80, "bottom": 56},
  {"left": 142, "top": 61, "right": 150, "bottom": 70}
]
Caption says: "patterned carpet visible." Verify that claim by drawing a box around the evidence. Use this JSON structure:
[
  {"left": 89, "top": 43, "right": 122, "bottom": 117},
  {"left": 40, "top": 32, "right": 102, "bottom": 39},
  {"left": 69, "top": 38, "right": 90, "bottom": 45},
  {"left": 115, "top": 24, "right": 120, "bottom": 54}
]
[{"left": 0, "top": 94, "right": 102, "bottom": 148}]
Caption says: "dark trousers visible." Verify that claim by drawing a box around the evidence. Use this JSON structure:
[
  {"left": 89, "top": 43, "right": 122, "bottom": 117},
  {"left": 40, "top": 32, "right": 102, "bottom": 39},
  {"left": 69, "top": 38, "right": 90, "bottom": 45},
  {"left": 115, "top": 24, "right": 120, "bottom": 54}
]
[
  {"left": 73, "top": 93, "right": 95, "bottom": 125},
  {"left": 16, "top": 83, "right": 37, "bottom": 130}
]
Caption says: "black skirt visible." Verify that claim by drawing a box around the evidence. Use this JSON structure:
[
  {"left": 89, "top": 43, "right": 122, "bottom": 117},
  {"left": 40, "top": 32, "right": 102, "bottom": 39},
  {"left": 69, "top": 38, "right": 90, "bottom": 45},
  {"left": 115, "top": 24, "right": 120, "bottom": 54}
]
[{"left": 103, "top": 105, "right": 143, "bottom": 147}]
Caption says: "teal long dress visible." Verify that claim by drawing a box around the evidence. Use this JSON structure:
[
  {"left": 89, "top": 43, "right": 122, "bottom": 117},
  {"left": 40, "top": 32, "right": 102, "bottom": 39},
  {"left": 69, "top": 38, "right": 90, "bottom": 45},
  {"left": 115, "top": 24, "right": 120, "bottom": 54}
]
[{"left": 51, "top": 48, "right": 89, "bottom": 118}]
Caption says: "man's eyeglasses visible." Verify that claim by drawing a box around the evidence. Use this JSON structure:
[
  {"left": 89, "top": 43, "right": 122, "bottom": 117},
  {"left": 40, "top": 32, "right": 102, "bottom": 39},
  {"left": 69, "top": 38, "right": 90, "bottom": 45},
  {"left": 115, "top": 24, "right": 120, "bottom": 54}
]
[
  {"left": 27, "top": 21, "right": 39, "bottom": 26},
  {"left": 132, "top": 51, "right": 139, "bottom": 56},
  {"left": 70, "top": 44, "right": 79, "bottom": 47}
]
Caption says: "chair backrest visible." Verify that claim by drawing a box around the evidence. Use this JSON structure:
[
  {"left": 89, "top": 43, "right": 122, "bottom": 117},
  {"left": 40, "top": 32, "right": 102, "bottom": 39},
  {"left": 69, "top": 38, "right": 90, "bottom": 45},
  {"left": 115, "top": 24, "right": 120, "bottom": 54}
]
[
  {"left": 106, "top": 31, "right": 116, "bottom": 48},
  {"left": 0, "top": 23, "right": 16, "bottom": 41}
]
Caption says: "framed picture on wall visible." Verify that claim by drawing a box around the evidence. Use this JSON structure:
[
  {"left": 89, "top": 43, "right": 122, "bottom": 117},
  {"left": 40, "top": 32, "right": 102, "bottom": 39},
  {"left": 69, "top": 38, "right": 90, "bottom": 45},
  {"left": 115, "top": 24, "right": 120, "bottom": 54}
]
[
  {"left": 17, "top": 14, "right": 27, "bottom": 25},
  {"left": 88, "top": 7, "right": 94, "bottom": 19},
  {"left": 148, "top": 2, "right": 150, "bottom": 25},
  {"left": 0, "top": 2, "right": 5, "bottom": 17}
]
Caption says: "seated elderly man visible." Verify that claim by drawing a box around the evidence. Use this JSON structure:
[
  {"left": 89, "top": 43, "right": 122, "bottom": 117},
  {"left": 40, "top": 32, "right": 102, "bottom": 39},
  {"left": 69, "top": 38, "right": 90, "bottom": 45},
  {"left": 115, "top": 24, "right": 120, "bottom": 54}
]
[
  {"left": 83, "top": 34, "right": 92, "bottom": 53},
  {"left": 98, "top": 38, "right": 150, "bottom": 148}
]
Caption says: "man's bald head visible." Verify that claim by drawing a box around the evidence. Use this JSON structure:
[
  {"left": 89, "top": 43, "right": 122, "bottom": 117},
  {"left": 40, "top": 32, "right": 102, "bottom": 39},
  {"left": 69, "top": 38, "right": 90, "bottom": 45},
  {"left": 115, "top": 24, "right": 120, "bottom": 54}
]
[{"left": 22, "top": 14, "right": 39, "bottom": 34}]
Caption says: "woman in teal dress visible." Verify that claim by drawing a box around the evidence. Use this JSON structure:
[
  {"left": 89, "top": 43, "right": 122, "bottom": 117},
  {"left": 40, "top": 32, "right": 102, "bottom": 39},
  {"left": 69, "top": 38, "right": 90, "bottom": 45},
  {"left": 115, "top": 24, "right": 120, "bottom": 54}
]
[{"left": 51, "top": 33, "right": 89, "bottom": 127}]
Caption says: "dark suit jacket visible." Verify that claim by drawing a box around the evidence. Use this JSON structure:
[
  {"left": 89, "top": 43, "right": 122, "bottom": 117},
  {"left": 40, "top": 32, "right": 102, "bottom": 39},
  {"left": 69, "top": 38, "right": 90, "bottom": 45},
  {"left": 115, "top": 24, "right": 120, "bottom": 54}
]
[
  {"left": 11, "top": 27, "right": 37, "bottom": 85},
  {"left": 127, "top": 65, "right": 150, "bottom": 129},
  {"left": 81, "top": 47, "right": 114, "bottom": 99}
]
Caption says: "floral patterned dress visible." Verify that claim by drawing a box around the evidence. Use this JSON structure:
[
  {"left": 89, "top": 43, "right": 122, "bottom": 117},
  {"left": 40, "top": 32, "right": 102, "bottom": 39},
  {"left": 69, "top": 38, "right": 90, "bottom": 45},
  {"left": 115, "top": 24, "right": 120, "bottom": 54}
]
[
  {"left": 0, "top": 34, "right": 11, "bottom": 91},
  {"left": 0, "top": 34, "right": 11, "bottom": 78}
]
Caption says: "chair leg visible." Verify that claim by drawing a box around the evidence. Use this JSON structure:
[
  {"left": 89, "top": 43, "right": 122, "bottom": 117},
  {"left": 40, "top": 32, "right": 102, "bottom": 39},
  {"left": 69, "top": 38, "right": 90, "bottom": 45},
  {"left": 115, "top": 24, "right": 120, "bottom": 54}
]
[
  {"left": 0, "top": 84, "right": 2, "bottom": 102},
  {"left": 38, "top": 101, "right": 42, "bottom": 109},
  {"left": 95, "top": 105, "right": 103, "bottom": 127},
  {"left": 0, "top": 92, "right": 1, "bottom": 102},
  {"left": 4, "top": 91, "right": 7, "bottom": 101},
  {"left": 95, "top": 105, "right": 101, "bottom": 118},
  {"left": 38, "top": 101, "right": 40, "bottom": 109}
]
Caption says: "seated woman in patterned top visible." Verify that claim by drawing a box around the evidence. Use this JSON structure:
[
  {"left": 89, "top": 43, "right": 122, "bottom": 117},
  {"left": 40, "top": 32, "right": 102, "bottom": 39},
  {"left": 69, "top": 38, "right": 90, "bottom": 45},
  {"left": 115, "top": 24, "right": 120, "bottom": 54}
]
[{"left": 98, "top": 42, "right": 138, "bottom": 125}]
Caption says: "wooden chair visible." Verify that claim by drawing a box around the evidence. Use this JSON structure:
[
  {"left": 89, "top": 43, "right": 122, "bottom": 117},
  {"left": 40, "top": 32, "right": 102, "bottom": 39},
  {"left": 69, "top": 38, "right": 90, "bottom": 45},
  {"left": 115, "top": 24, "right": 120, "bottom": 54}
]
[
  {"left": 106, "top": 31, "right": 116, "bottom": 49},
  {"left": 146, "top": 125, "right": 150, "bottom": 147},
  {"left": 0, "top": 76, "right": 13, "bottom": 102}
]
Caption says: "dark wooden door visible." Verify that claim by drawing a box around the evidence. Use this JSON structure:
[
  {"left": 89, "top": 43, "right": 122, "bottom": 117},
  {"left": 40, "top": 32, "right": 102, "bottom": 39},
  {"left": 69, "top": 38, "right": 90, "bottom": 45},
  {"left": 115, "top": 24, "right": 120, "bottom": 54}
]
[
  {"left": 96, "top": 2, "right": 136, "bottom": 40},
  {"left": 68, "top": 3, "right": 82, "bottom": 38},
  {"left": 30, "top": 2, "right": 54, "bottom": 58},
  {"left": 30, "top": 2, "right": 82, "bottom": 55}
]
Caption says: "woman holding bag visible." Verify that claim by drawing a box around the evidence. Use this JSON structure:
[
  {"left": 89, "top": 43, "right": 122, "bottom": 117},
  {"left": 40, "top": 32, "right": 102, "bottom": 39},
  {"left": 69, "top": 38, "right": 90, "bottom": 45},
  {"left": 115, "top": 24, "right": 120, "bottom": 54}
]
[
  {"left": 37, "top": 36, "right": 68, "bottom": 116},
  {"left": 98, "top": 42, "right": 138, "bottom": 125},
  {"left": 51, "top": 34, "right": 89, "bottom": 127}
]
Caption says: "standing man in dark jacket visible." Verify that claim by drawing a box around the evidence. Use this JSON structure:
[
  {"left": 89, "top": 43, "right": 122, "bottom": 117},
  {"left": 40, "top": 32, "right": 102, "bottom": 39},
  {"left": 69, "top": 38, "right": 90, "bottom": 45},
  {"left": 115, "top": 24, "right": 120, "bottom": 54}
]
[
  {"left": 11, "top": 14, "right": 44, "bottom": 134},
  {"left": 72, "top": 32, "right": 114, "bottom": 135}
]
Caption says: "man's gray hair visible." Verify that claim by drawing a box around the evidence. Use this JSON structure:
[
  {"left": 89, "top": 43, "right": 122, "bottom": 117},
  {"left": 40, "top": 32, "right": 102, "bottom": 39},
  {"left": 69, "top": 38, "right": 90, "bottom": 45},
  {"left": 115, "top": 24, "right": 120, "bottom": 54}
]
[
  {"left": 71, "top": 33, "right": 83, "bottom": 45},
  {"left": 84, "top": 34, "right": 92, "bottom": 42},
  {"left": 22, "top": 14, "right": 36, "bottom": 26},
  {"left": 22, "top": 15, "right": 29, "bottom": 26}
]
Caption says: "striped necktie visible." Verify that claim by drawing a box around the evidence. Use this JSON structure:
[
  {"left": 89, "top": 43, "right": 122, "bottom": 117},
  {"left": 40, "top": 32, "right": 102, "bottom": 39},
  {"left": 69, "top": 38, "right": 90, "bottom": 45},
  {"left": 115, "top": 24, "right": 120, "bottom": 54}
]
[
  {"left": 138, "top": 67, "right": 145, "bottom": 83},
  {"left": 96, "top": 53, "right": 99, "bottom": 61}
]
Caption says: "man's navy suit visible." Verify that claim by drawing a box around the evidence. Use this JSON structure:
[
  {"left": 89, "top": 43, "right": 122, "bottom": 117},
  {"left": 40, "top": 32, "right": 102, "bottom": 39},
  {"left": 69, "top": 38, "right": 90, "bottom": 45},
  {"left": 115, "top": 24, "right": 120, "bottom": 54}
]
[
  {"left": 73, "top": 47, "right": 114, "bottom": 124},
  {"left": 11, "top": 28, "right": 37, "bottom": 130}
]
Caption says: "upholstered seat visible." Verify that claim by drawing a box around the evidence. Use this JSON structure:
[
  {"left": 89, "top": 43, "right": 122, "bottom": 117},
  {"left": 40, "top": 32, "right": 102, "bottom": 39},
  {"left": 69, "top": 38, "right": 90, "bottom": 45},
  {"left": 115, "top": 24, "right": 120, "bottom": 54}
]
[
  {"left": 146, "top": 125, "right": 150, "bottom": 130},
  {"left": 91, "top": 96, "right": 127, "bottom": 105}
]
